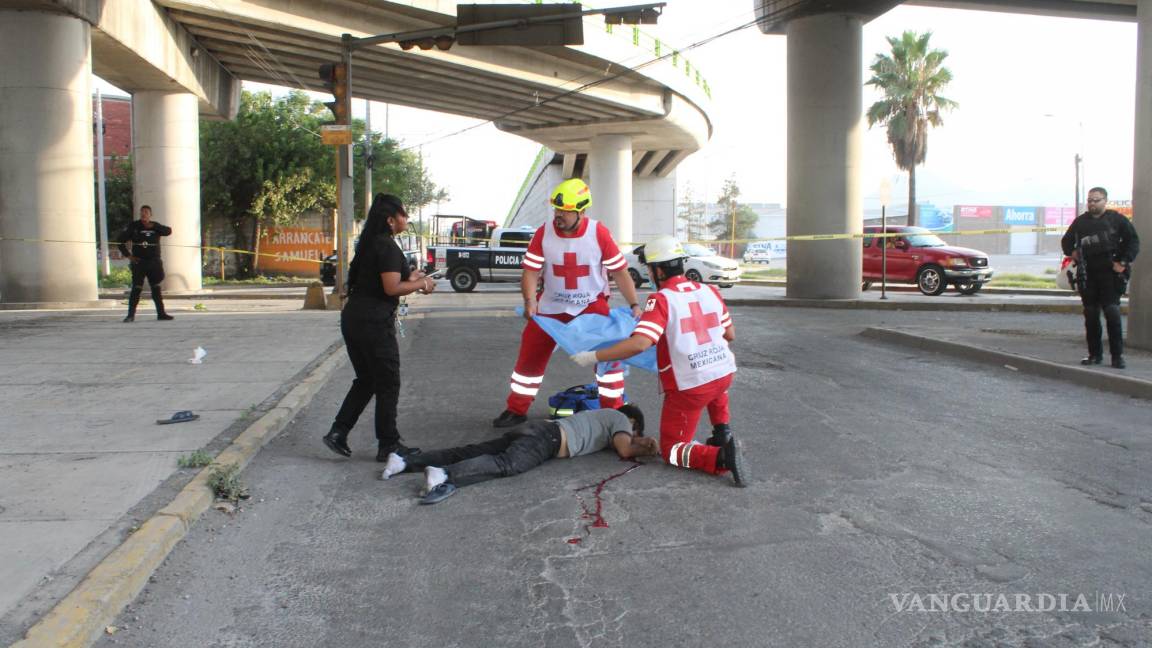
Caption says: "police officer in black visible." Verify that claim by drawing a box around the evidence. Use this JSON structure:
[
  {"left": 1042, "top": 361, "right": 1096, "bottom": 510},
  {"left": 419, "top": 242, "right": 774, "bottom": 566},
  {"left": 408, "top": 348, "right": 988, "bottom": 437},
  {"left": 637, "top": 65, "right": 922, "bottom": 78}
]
[
  {"left": 117, "top": 205, "right": 174, "bottom": 323},
  {"left": 322, "top": 193, "right": 436, "bottom": 462},
  {"left": 1060, "top": 187, "right": 1139, "bottom": 369}
]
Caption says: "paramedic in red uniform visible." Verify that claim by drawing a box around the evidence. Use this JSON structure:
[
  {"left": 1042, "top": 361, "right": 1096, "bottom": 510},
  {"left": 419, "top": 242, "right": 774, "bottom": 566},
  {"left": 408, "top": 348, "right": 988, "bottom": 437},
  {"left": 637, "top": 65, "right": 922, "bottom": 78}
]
[
  {"left": 570, "top": 235, "right": 747, "bottom": 487},
  {"left": 491, "top": 178, "right": 642, "bottom": 428}
]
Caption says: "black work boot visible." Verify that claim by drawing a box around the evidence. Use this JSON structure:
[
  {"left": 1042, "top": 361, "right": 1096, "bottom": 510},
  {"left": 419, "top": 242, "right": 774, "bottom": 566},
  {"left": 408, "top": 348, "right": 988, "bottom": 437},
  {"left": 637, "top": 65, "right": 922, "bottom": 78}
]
[
  {"left": 492, "top": 410, "right": 527, "bottom": 428},
  {"left": 707, "top": 423, "right": 731, "bottom": 447},
  {"left": 124, "top": 286, "right": 142, "bottom": 322},
  {"left": 1112, "top": 356, "right": 1127, "bottom": 369},
  {"left": 322, "top": 425, "right": 352, "bottom": 458},
  {"left": 716, "top": 434, "right": 749, "bottom": 488},
  {"left": 152, "top": 286, "right": 174, "bottom": 320}
]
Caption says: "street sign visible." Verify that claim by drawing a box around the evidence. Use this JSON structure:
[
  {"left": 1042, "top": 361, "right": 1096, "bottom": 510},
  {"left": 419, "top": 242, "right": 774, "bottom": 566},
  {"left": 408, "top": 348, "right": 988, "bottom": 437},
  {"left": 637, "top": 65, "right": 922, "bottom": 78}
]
[{"left": 321, "top": 125, "right": 352, "bottom": 146}]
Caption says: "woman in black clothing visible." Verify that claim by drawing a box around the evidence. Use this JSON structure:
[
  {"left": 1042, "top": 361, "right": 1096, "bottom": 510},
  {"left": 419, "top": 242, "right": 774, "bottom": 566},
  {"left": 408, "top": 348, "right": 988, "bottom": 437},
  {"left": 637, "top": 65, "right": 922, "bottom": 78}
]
[{"left": 323, "top": 194, "right": 436, "bottom": 461}]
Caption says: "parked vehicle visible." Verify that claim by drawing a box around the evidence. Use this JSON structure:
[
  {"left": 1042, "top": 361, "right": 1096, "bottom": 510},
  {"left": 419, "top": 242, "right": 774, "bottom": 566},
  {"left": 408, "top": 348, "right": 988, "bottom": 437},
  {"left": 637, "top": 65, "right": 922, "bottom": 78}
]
[
  {"left": 320, "top": 248, "right": 418, "bottom": 287},
  {"left": 625, "top": 242, "right": 742, "bottom": 288},
  {"left": 862, "top": 226, "right": 994, "bottom": 296},
  {"left": 742, "top": 247, "right": 772, "bottom": 264},
  {"left": 425, "top": 226, "right": 534, "bottom": 292}
]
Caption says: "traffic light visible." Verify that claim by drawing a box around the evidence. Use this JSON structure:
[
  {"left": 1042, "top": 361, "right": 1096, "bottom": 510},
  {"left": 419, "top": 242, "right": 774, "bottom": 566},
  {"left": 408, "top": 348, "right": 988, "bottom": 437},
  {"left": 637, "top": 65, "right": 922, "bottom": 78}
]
[
  {"left": 398, "top": 34, "right": 455, "bottom": 51},
  {"left": 317, "top": 62, "right": 349, "bottom": 125},
  {"left": 603, "top": 7, "right": 661, "bottom": 25}
]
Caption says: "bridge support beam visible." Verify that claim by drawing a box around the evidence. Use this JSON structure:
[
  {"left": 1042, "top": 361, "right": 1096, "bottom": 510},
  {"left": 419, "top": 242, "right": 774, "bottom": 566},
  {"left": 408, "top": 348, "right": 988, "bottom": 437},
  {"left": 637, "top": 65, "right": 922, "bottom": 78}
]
[
  {"left": 132, "top": 91, "right": 202, "bottom": 292},
  {"left": 785, "top": 13, "right": 863, "bottom": 299},
  {"left": 0, "top": 10, "right": 97, "bottom": 304},
  {"left": 1129, "top": 0, "right": 1152, "bottom": 349},
  {"left": 590, "top": 134, "right": 634, "bottom": 247}
]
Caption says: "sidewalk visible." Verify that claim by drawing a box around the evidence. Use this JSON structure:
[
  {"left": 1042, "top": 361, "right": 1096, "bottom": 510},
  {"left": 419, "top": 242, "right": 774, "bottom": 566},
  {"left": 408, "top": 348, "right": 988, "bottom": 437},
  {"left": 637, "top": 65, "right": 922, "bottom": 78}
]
[
  {"left": 0, "top": 298, "right": 344, "bottom": 642},
  {"left": 2, "top": 284, "right": 1149, "bottom": 646}
]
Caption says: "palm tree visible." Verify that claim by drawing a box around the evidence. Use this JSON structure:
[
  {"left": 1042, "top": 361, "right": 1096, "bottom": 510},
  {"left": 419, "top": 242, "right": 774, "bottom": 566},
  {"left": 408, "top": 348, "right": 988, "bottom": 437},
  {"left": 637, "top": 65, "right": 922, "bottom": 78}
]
[{"left": 866, "top": 31, "right": 957, "bottom": 227}]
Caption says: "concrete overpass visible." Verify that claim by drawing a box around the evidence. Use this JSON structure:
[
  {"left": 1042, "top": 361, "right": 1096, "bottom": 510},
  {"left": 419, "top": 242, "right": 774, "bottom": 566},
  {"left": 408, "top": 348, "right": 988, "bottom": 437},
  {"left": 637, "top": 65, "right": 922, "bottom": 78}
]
[
  {"left": 0, "top": 0, "right": 711, "bottom": 303},
  {"left": 756, "top": 0, "right": 1151, "bottom": 349}
]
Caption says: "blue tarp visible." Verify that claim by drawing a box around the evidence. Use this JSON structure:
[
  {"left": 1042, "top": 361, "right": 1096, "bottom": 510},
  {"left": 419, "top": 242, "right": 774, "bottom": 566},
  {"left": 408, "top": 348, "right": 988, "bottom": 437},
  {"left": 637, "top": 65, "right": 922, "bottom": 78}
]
[{"left": 518, "top": 306, "right": 658, "bottom": 373}]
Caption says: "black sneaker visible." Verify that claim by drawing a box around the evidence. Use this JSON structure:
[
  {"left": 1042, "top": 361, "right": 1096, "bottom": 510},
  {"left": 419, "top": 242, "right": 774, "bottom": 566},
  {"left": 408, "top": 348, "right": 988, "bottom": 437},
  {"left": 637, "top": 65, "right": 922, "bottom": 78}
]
[
  {"left": 157, "top": 314, "right": 174, "bottom": 321},
  {"left": 492, "top": 410, "right": 527, "bottom": 428},
  {"left": 377, "top": 442, "right": 421, "bottom": 463},
  {"left": 420, "top": 482, "right": 457, "bottom": 505},
  {"left": 1112, "top": 356, "right": 1126, "bottom": 369},
  {"left": 718, "top": 436, "right": 749, "bottom": 488},
  {"left": 123, "top": 315, "right": 135, "bottom": 323},
  {"left": 1080, "top": 356, "right": 1102, "bottom": 365}
]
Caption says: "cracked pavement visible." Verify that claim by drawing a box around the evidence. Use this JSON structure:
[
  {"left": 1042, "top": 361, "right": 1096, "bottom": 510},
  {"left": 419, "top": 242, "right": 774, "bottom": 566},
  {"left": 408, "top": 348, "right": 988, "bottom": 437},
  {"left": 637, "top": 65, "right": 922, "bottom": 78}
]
[{"left": 88, "top": 301, "right": 1152, "bottom": 648}]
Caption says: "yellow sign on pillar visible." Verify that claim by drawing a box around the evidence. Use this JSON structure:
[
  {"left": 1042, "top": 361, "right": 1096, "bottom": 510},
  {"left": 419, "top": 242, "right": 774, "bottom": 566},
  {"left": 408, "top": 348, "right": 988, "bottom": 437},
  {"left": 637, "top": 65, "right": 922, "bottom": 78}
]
[{"left": 321, "top": 125, "right": 352, "bottom": 146}]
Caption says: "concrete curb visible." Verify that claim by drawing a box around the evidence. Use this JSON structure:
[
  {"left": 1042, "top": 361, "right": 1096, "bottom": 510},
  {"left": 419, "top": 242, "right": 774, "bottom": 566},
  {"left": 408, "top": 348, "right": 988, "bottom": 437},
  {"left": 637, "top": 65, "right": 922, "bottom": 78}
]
[
  {"left": 861, "top": 327, "right": 1152, "bottom": 401},
  {"left": 11, "top": 346, "right": 348, "bottom": 648},
  {"left": 726, "top": 297, "right": 1090, "bottom": 314}
]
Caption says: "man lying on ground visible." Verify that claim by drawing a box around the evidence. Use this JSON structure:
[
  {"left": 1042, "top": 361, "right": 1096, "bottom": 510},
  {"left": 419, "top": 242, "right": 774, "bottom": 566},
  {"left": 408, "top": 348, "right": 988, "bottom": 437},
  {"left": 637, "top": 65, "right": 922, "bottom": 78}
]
[{"left": 381, "top": 404, "right": 657, "bottom": 505}]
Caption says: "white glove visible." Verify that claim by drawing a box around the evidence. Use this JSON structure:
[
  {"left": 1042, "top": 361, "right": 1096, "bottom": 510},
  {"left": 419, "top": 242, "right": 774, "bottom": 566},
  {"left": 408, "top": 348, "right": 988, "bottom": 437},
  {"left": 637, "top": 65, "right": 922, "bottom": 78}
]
[{"left": 571, "top": 351, "right": 599, "bottom": 367}]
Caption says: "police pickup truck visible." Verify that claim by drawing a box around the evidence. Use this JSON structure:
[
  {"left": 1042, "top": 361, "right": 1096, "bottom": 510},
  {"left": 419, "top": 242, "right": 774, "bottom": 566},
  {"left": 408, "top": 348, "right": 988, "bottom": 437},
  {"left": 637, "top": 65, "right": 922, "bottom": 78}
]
[{"left": 425, "top": 226, "right": 535, "bottom": 292}]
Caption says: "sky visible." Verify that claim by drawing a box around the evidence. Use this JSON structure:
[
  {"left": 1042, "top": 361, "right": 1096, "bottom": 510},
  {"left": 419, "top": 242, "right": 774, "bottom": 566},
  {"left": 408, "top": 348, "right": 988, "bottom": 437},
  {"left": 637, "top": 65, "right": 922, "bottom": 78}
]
[{"left": 96, "top": 1, "right": 1140, "bottom": 218}]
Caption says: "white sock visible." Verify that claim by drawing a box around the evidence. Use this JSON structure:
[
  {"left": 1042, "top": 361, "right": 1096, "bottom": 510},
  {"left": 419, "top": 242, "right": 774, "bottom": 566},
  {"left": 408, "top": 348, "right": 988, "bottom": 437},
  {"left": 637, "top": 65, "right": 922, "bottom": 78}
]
[
  {"left": 422, "top": 466, "right": 447, "bottom": 495},
  {"left": 380, "top": 452, "right": 406, "bottom": 480}
]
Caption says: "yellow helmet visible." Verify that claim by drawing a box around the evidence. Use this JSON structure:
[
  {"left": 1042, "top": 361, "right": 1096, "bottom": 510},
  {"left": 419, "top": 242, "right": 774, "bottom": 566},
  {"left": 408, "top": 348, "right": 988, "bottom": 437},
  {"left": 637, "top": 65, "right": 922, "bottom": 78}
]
[{"left": 550, "top": 178, "right": 592, "bottom": 212}]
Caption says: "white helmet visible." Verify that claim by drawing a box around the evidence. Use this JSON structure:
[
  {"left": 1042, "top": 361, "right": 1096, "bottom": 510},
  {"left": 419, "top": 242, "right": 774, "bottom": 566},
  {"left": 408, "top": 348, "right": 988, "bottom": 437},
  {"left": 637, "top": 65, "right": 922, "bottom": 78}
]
[{"left": 642, "top": 235, "right": 688, "bottom": 264}]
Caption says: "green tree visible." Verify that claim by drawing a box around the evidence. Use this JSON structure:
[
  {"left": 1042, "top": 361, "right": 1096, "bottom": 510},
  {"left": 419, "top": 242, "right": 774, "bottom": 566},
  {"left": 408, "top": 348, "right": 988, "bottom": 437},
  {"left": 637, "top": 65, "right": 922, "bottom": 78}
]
[
  {"left": 865, "top": 31, "right": 957, "bottom": 226},
  {"left": 677, "top": 183, "right": 708, "bottom": 243},
  {"left": 97, "top": 155, "right": 135, "bottom": 242},
  {"left": 710, "top": 178, "right": 758, "bottom": 258},
  {"left": 200, "top": 90, "right": 446, "bottom": 277}
]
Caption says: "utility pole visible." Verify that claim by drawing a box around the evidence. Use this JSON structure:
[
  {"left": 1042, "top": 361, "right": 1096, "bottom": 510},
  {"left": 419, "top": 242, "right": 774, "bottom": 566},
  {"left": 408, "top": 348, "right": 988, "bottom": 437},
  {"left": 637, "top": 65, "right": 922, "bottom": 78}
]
[
  {"left": 94, "top": 89, "right": 110, "bottom": 277},
  {"left": 364, "top": 98, "right": 374, "bottom": 220}
]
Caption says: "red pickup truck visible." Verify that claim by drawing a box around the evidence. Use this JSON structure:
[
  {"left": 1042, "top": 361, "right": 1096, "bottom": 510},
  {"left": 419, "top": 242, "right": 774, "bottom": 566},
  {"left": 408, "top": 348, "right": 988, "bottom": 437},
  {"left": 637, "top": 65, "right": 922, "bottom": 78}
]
[{"left": 862, "top": 226, "right": 994, "bottom": 296}]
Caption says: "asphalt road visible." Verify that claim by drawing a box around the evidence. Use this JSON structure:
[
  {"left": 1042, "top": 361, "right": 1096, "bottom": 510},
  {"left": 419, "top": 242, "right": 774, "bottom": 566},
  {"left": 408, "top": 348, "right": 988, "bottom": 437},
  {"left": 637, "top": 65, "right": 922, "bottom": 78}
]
[{"left": 93, "top": 306, "right": 1151, "bottom": 648}]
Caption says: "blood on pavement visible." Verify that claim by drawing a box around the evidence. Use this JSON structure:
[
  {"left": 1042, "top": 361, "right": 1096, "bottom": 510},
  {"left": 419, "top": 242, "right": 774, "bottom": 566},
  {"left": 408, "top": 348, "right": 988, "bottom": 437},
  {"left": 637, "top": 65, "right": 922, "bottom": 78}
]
[{"left": 566, "top": 460, "right": 641, "bottom": 544}]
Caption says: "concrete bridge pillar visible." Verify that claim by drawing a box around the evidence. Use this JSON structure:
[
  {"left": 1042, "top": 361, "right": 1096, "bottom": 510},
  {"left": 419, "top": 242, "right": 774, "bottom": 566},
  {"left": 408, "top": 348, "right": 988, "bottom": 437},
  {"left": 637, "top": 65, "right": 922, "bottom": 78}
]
[
  {"left": 0, "top": 11, "right": 97, "bottom": 304},
  {"left": 1129, "top": 0, "right": 1152, "bottom": 350},
  {"left": 132, "top": 91, "right": 202, "bottom": 292},
  {"left": 589, "top": 134, "right": 634, "bottom": 246},
  {"left": 785, "top": 13, "right": 864, "bottom": 299}
]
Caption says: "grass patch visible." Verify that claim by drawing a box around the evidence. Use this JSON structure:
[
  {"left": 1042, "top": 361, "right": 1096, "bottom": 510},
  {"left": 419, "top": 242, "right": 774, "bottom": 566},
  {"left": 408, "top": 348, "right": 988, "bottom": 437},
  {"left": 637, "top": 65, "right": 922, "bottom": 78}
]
[
  {"left": 742, "top": 268, "right": 787, "bottom": 279},
  {"left": 203, "top": 275, "right": 314, "bottom": 286},
  {"left": 98, "top": 266, "right": 133, "bottom": 288},
  {"left": 991, "top": 273, "right": 1059, "bottom": 289},
  {"left": 177, "top": 450, "right": 213, "bottom": 469},
  {"left": 207, "top": 463, "right": 249, "bottom": 501}
]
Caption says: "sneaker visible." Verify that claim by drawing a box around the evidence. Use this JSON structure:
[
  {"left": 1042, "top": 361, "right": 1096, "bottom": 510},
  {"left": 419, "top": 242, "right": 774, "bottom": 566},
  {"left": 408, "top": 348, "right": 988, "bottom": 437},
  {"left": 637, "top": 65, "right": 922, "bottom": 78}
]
[
  {"left": 492, "top": 410, "right": 527, "bottom": 428},
  {"left": 420, "top": 482, "right": 457, "bottom": 505},
  {"left": 123, "top": 315, "right": 135, "bottom": 323},
  {"left": 1080, "top": 356, "right": 1102, "bottom": 366},
  {"left": 1112, "top": 356, "right": 1126, "bottom": 369},
  {"left": 379, "top": 452, "right": 407, "bottom": 480},
  {"left": 718, "top": 436, "right": 749, "bottom": 488},
  {"left": 377, "top": 442, "right": 421, "bottom": 463},
  {"left": 157, "top": 314, "right": 174, "bottom": 321}
]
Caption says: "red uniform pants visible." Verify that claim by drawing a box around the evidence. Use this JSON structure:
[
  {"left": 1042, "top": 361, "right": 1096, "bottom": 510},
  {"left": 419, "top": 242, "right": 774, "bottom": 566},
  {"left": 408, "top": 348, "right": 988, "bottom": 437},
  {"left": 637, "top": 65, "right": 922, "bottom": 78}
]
[
  {"left": 504, "top": 299, "right": 624, "bottom": 415},
  {"left": 659, "top": 373, "right": 732, "bottom": 475}
]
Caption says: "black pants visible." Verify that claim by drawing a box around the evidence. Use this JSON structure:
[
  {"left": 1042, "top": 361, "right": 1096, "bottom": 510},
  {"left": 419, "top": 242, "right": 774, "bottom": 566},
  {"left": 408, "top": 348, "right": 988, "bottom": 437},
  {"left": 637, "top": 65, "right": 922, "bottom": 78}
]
[
  {"left": 407, "top": 421, "right": 562, "bottom": 488},
  {"left": 333, "top": 300, "right": 401, "bottom": 447},
  {"left": 1080, "top": 270, "right": 1125, "bottom": 359},
  {"left": 127, "top": 258, "right": 167, "bottom": 317}
]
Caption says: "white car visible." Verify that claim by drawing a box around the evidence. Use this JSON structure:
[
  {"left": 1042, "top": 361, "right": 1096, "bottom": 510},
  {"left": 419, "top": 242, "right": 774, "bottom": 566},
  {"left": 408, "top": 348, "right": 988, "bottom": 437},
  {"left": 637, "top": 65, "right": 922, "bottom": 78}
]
[
  {"left": 742, "top": 248, "right": 772, "bottom": 264},
  {"left": 624, "top": 243, "right": 742, "bottom": 288}
]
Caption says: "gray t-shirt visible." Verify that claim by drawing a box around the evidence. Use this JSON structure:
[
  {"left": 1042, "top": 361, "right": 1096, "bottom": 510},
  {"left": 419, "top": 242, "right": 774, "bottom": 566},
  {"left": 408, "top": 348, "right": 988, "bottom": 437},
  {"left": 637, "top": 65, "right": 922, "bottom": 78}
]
[{"left": 556, "top": 409, "right": 633, "bottom": 457}]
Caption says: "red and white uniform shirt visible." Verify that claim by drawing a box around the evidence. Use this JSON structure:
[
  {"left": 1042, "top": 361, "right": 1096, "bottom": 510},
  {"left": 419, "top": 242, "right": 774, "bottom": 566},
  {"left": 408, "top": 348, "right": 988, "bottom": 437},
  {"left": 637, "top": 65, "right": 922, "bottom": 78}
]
[
  {"left": 632, "top": 276, "right": 735, "bottom": 391},
  {"left": 522, "top": 217, "right": 627, "bottom": 316}
]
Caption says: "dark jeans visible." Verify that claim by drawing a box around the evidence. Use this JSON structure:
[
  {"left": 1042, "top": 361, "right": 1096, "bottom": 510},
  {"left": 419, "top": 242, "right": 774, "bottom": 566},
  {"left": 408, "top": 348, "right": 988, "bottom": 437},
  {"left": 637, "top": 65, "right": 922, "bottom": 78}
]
[
  {"left": 127, "top": 258, "right": 166, "bottom": 317},
  {"left": 408, "top": 420, "right": 562, "bottom": 488},
  {"left": 1080, "top": 270, "right": 1125, "bottom": 359},
  {"left": 333, "top": 299, "right": 401, "bottom": 446}
]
